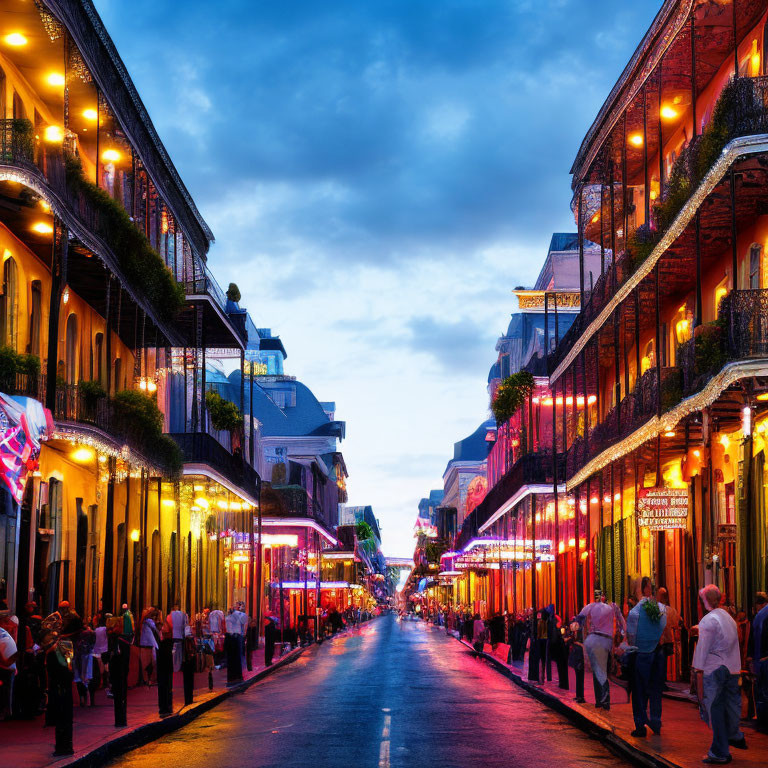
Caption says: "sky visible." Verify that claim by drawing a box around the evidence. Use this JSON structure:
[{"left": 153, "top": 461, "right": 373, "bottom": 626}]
[{"left": 93, "top": 0, "right": 663, "bottom": 557}]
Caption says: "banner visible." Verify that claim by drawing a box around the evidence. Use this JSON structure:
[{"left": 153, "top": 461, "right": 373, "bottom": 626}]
[
  {"left": 0, "top": 393, "right": 53, "bottom": 503},
  {"left": 637, "top": 487, "right": 688, "bottom": 530}
]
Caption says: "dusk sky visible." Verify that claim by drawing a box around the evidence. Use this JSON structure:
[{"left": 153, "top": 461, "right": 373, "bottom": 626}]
[{"left": 94, "top": 0, "right": 662, "bottom": 557}]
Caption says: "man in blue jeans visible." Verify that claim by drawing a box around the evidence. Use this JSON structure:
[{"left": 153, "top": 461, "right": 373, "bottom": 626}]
[
  {"left": 626, "top": 577, "right": 667, "bottom": 737},
  {"left": 694, "top": 584, "right": 747, "bottom": 765}
]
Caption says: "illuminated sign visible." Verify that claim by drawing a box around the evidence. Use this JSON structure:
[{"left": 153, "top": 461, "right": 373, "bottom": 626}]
[
  {"left": 513, "top": 290, "right": 581, "bottom": 310},
  {"left": 637, "top": 487, "right": 688, "bottom": 530},
  {"left": 455, "top": 537, "right": 555, "bottom": 567}
]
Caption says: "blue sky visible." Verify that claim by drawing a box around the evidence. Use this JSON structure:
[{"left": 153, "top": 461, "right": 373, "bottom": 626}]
[{"left": 94, "top": 0, "right": 662, "bottom": 557}]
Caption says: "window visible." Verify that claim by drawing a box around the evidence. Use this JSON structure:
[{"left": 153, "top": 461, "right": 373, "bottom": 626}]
[
  {"left": 12, "top": 90, "right": 25, "bottom": 120},
  {"left": 94, "top": 333, "right": 104, "bottom": 384},
  {"left": 65, "top": 313, "right": 78, "bottom": 385},
  {"left": 714, "top": 277, "right": 729, "bottom": 316},
  {"left": 0, "top": 256, "right": 18, "bottom": 349}
]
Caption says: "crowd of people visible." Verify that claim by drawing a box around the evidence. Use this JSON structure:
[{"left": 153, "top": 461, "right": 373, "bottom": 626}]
[
  {"left": 0, "top": 598, "right": 288, "bottom": 757},
  {"left": 411, "top": 581, "right": 768, "bottom": 765}
]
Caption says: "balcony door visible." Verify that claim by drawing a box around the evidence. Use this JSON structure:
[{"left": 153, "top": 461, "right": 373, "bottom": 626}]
[{"left": 65, "top": 313, "right": 78, "bottom": 385}]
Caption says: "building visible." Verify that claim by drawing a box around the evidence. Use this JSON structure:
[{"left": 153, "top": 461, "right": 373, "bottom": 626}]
[
  {"left": 544, "top": 0, "right": 768, "bottom": 650},
  {"left": 446, "top": 234, "right": 595, "bottom": 617}
]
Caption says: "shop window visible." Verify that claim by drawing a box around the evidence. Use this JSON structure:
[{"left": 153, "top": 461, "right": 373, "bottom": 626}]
[
  {"left": 29, "top": 280, "right": 41, "bottom": 356},
  {"left": 0, "top": 256, "right": 18, "bottom": 350},
  {"left": 65, "top": 313, "right": 78, "bottom": 385}
]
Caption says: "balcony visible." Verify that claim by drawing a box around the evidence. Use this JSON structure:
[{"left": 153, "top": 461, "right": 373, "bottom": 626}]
[
  {"left": 169, "top": 431, "right": 260, "bottom": 498},
  {"left": 180, "top": 263, "right": 248, "bottom": 348},
  {"left": 550, "top": 75, "right": 768, "bottom": 381},
  {"left": 52, "top": 383, "right": 182, "bottom": 474},
  {"left": 0, "top": 120, "right": 186, "bottom": 347},
  {"left": 467, "top": 452, "right": 565, "bottom": 538},
  {"left": 680, "top": 289, "right": 768, "bottom": 397}
]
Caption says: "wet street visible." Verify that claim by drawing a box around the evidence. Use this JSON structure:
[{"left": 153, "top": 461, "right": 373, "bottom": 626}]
[{"left": 109, "top": 615, "right": 631, "bottom": 768}]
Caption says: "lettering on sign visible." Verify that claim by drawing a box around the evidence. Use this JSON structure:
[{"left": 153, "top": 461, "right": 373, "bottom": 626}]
[
  {"left": 637, "top": 487, "right": 689, "bottom": 530},
  {"left": 513, "top": 291, "right": 581, "bottom": 310}
]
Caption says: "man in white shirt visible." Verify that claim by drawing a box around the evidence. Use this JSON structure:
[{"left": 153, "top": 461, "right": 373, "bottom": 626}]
[
  {"left": 208, "top": 606, "right": 225, "bottom": 635},
  {"left": 578, "top": 592, "right": 626, "bottom": 710},
  {"left": 692, "top": 584, "right": 747, "bottom": 764}
]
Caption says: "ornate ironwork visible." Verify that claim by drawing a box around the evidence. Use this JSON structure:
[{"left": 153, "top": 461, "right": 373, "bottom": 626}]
[{"left": 34, "top": 0, "right": 64, "bottom": 41}]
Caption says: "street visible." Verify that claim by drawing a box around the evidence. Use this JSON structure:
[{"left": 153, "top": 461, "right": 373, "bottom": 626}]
[{"left": 108, "top": 615, "right": 631, "bottom": 768}]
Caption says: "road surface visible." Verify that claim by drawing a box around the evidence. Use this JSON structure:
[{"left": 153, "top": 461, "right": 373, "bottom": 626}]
[{"left": 109, "top": 615, "right": 632, "bottom": 767}]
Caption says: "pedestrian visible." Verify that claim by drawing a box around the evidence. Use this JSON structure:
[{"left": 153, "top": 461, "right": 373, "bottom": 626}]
[
  {"left": 182, "top": 626, "right": 196, "bottom": 705},
  {"left": 156, "top": 614, "right": 174, "bottom": 717},
  {"left": 536, "top": 609, "right": 550, "bottom": 682},
  {"left": 93, "top": 614, "right": 110, "bottom": 694},
  {"left": 168, "top": 603, "right": 187, "bottom": 672},
  {"left": 0, "top": 623, "right": 18, "bottom": 720},
  {"left": 749, "top": 592, "right": 768, "bottom": 730},
  {"left": 73, "top": 624, "right": 96, "bottom": 707},
  {"left": 567, "top": 617, "right": 586, "bottom": 703},
  {"left": 657, "top": 587, "right": 680, "bottom": 688},
  {"left": 550, "top": 615, "right": 569, "bottom": 690},
  {"left": 693, "top": 584, "right": 747, "bottom": 764},
  {"left": 626, "top": 577, "right": 667, "bottom": 737},
  {"left": 40, "top": 609, "right": 74, "bottom": 757},
  {"left": 578, "top": 591, "right": 626, "bottom": 710},
  {"left": 264, "top": 616, "right": 277, "bottom": 666},
  {"left": 224, "top": 607, "right": 243, "bottom": 683},
  {"left": 472, "top": 613, "right": 485, "bottom": 653},
  {"left": 109, "top": 603, "right": 134, "bottom": 728},
  {"left": 138, "top": 607, "right": 159, "bottom": 686},
  {"left": 0, "top": 599, "right": 19, "bottom": 643}
]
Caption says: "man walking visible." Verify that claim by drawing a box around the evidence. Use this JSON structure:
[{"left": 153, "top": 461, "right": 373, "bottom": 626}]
[
  {"left": 626, "top": 577, "right": 666, "bottom": 737},
  {"left": 693, "top": 584, "right": 747, "bottom": 764},
  {"left": 578, "top": 591, "right": 626, "bottom": 710},
  {"left": 750, "top": 592, "right": 768, "bottom": 730}
]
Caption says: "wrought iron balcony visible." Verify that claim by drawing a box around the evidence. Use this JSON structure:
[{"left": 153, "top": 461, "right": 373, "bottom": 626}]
[{"left": 170, "top": 430, "right": 260, "bottom": 497}]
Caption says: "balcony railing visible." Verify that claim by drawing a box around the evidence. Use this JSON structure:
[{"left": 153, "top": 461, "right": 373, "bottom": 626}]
[
  {"left": 0, "top": 119, "right": 34, "bottom": 166},
  {"left": 54, "top": 384, "right": 181, "bottom": 474},
  {"left": 680, "top": 289, "right": 768, "bottom": 396},
  {"left": 182, "top": 263, "right": 247, "bottom": 342},
  {"left": 170, "top": 431, "right": 259, "bottom": 496}
]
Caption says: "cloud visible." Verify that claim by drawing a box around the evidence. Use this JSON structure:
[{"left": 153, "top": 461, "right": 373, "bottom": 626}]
[{"left": 406, "top": 316, "right": 497, "bottom": 372}]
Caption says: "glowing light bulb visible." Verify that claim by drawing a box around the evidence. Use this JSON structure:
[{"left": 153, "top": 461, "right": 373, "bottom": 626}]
[
  {"left": 47, "top": 73, "right": 65, "bottom": 86},
  {"left": 71, "top": 447, "right": 95, "bottom": 463},
  {"left": 32, "top": 222, "right": 53, "bottom": 235},
  {"left": 130, "top": 529, "right": 140, "bottom": 542},
  {"left": 629, "top": 133, "right": 643, "bottom": 147},
  {"left": 101, "top": 148, "right": 121, "bottom": 163},
  {"left": 4, "top": 33, "right": 27, "bottom": 47},
  {"left": 83, "top": 108, "right": 98, "bottom": 121},
  {"left": 661, "top": 105, "right": 678, "bottom": 120},
  {"left": 44, "top": 125, "right": 63, "bottom": 143}
]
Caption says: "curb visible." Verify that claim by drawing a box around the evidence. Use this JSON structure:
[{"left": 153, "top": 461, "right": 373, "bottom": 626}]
[
  {"left": 54, "top": 623, "right": 372, "bottom": 768},
  {"left": 449, "top": 633, "right": 681, "bottom": 768}
]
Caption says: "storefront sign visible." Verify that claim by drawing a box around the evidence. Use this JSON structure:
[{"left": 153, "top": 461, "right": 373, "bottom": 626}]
[{"left": 637, "top": 487, "right": 688, "bottom": 530}]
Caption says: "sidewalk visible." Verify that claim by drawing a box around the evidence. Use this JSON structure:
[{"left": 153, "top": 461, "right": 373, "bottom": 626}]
[
  {"left": 431, "top": 624, "right": 768, "bottom": 768},
  {"left": 0, "top": 626, "right": 365, "bottom": 768}
]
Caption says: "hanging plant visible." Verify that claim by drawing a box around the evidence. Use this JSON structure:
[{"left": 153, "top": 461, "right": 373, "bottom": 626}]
[
  {"left": 643, "top": 598, "right": 662, "bottom": 623},
  {"left": 491, "top": 370, "right": 534, "bottom": 425},
  {"left": 356, "top": 520, "right": 374, "bottom": 542},
  {"left": 205, "top": 390, "right": 244, "bottom": 432}
]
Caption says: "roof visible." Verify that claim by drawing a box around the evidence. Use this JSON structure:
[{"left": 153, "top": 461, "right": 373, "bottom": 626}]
[
  {"left": 548, "top": 233, "right": 579, "bottom": 253},
  {"left": 249, "top": 378, "right": 345, "bottom": 439},
  {"left": 259, "top": 337, "right": 288, "bottom": 359},
  {"left": 487, "top": 360, "right": 501, "bottom": 384},
  {"left": 445, "top": 420, "right": 494, "bottom": 474},
  {"left": 50, "top": 0, "right": 214, "bottom": 256}
]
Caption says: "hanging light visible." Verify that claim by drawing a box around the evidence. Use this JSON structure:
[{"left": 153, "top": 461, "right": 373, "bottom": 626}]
[
  {"left": 4, "top": 33, "right": 28, "bottom": 47},
  {"left": 83, "top": 108, "right": 97, "bottom": 121},
  {"left": 101, "top": 148, "right": 121, "bottom": 163},
  {"left": 44, "top": 125, "right": 63, "bottom": 143},
  {"left": 47, "top": 73, "right": 65, "bottom": 86},
  {"left": 629, "top": 133, "right": 643, "bottom": 147}
]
